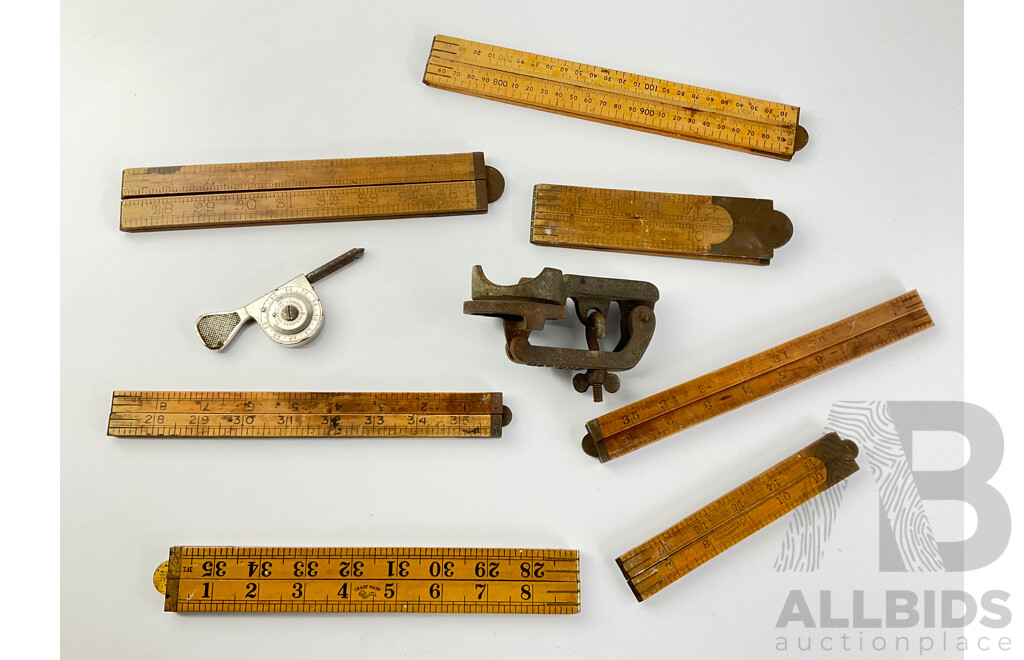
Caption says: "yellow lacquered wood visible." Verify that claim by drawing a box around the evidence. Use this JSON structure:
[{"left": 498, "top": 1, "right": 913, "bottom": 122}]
[
  {"left": 108, "top": 391, "right": 510, "bottom": 438},
  {"left": 424, "top": 36, "right": 804, "bottom": 159},
  {"left": 158, "top": 547, "right": 580, "bottom": 614}
]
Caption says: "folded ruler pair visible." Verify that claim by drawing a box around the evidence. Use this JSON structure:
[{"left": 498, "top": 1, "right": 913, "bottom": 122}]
[
  {"left": 532, "top": 184, "right": 793, "bottom": 265},
  {"left": 584, "top": 291, "right": 934, "bottom": 462},
  {"left": 120, "top": 152, "right": 504, "bottom": 231},
  {"left": 155, "top": 546, "right": 579, "bottom": 613},
  {"left": 618, "top": 433, "right": 859, "bottom": 601},
  {"left": 424, "top": 36, "right": 807, "bottom": 160},
  {"left": 107, "top": 392, "right": 511, "bottom": 438}
]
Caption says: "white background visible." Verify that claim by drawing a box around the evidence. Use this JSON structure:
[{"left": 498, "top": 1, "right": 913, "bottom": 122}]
[{"left": 53, "top": 1, "right": 993, "bottom": 658}]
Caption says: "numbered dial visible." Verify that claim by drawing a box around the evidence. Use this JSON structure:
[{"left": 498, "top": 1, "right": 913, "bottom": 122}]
[{"left": 258, "top": 285, "right": 323, "bottom": 347}]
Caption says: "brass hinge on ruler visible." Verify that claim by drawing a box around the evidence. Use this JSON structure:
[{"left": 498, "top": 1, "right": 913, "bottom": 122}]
[
  {"left": 423, "top": 35, "right": 807, "bottom": 160},
  {"left": 583, "top": 291, "right": 933, "bottom": 462},
  {"left": 154, "top": 546, "right": 580, "bottom": 613},
  {"left": 120, "top": 152, "right": 505, "bottom": 231},
  {"left": 617, "top": 433, "right": 859, "bottom": 601},
  {"left": 532, "top": 184, "right": 793, "bottom": 265},
  {"left": 107, "top": 391, "right": 512, "bottom": 438}
]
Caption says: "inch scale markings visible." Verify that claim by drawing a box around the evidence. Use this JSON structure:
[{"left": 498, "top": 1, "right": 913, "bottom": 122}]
[
  {"left": 121, "top": 181, "right": 486, "bottom": 231},
  {"left": 617, "top": 433, "right": 859, "bottom": 601},
  {"left": 120, "top": 151, "right": 504, "bottom": 231},
  {"left": 155, "top": 546, "right": 580, "bottom": 614},
  {"left": 531, "top": 183, "right": 793, "bottom": 265},
  {"left": 107, "top": 391, "right": 512, "bottom": 438},
  {"left": 424, "top": 36, "right": 807, "bottom": 160},
  {"left": 583, "top": 291, "right": 933, "bottom": 462},
  {"left": 122, "top": 153, "right": 485, "bottom": 197}
]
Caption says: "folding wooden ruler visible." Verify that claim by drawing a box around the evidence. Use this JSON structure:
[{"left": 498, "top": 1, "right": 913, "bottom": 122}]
[
  {"left": 107, "top": 391, "right": 511, "bottom": 438},
  {"left": 617, "top": 433, "right": 858, "bottom": 601},
  {"left": 583, "top": 291, "right": 933, "bottom": 462},
  {"left": 154, "top": 546, "right": 580, "bottom": 613},
  {"left": 423, "top": 36, "right": 807, "bottom": 160},
  {"left": 120, "top": 152, "right": 504, "bottom": 231},
  {"left": 531, "top": 184, "right": 793, "bottom": 265}
]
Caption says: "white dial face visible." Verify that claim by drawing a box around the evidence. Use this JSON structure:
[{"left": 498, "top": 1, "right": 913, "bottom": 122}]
[{"left": 259, "top": 286, "right": 323, "bottom": 346}]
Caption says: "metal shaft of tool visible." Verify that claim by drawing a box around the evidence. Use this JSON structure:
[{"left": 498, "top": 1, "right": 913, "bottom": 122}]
[
  {"left": 585, "top": 312, "right": 605, "bottom": 402},
  {"left": 306, "top": 248, "right": 365, "bottom": 284}
]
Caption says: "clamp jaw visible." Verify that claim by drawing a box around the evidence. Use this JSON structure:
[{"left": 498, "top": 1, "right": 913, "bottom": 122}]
[{"left": 463, "top": 266, "right": 659, "bottom": 401}]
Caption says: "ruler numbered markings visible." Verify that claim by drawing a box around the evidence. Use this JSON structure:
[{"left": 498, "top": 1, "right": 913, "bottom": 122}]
[
  {"left": 583, "top": 291, "right": 933, "bottom": 462},
  {"left": 424, "top": 36, "right": 806, "bottom": 160},
  {"left": 120, "top": 152, "right": 504, "bottom": 231},
  {"left": 618, "top": 433, "right": 859, "bottom": 601},
  {"left": 107, "top": 391, "right": 512, "bottom": 438},
  {"left": 531, "top": 184, "right": 793, "bottom": 265},
  {"left": 155, "top": 547, "right": 580, "bottom": 613}
]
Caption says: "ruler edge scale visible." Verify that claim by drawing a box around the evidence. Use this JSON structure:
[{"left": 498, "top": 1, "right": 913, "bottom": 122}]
[
  {"left": 621, "top": 453, "right": 858, "bottom": 600},
  {"left": 618, "top": 429, "right": 860, "bottom": 601},
  {"left": 616, "top": 433, "right": 860, "bottom": 601},
  {"left": 121, "top": 151, "right": 490, "bottom": 197},
  {"left": 597, "top": 308, "right": 932, "bottom": 456},
  {"left": 119, "top": 152, "right": 503, "bottom": 232},
  {"left": 587, "top": 302, "right": 932, "bottom": 461},
  {"left": 121, "top": 152, "right": 490, "bottom": 197},
  {"left": 615, "top": 434, "right": 854, "bottom": 576},
  {"left": 423, "top": 35, "right": 807, "bottom": 160},
  {"left": 107, "top": 391, "right": 513, "bottom": 438},
  {"left": 619, "top": 433, "right": 856, "bottom": 576},
  {"left": 156, "top": 546, "right": 581, "bottom": 614},
  {"left": 529, "top": 183, "right": 791, "bottom": 265},
  {"left": 589, "top": 289, "right": 928, "bottom": 434},
  {"left": 428, "top": 35, "right": 801, "bottom": 128},
  {"left": 583, "top": 291, "right": 934, "bottom": 461}
]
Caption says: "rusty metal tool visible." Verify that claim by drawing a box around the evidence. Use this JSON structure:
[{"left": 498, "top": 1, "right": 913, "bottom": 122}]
[
  {"left": 106, "top": 391, "right": 512, "bottom": 438},
  {"left": 617, "top": 433, "right": 859, "bottom": 601},
  {"left": 464, "top": 266, "right": 658, "bottom": 401},
  {"left": 531, "top": 184, "right": 793, "bottom": 265},
  {"left": 195, "top": 248, "right": 363, "bottom": 350},
  {"left": 153, "top": 546, "right": 579, "bottom": 613},
  {"left": 583, "top": 291, "right": 933, "bottom": 461},
  {"left": 120, "top": 152, "right": 504, "bottom": 231},
  {"left": 423, "top": 36, "right": 807, "bottom": 160}
]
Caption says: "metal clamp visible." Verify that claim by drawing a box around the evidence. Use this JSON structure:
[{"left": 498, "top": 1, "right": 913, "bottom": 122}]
[{"left": 463, "top": 266, "right": 659, "bottom": 401}]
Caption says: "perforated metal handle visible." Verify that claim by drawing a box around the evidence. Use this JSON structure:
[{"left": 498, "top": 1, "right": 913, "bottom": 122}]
[{"left": 196, "top": 310, "right": 250, "bottom": 350}]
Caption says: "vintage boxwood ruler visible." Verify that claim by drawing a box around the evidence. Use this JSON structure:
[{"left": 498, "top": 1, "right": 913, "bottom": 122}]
[
  {"left": 153, "top": 546, "right": 580, "bottom": 613},
  {"left": 423, "top": 36, "right": 807, "bottom": 160},
  {"left": 120, "top": 152, "right": 504, "bottom": 231},
  {"left": 107, "top": 391, "right": 511, "bottom": 438},
  {"left": 531, "top": 184, "right": 792, "bottom": 265},
  {"left": 617, "top": 433, "right": 858, "bottom": 601},
  {"left": 583, "top": 291, "right": 933, "bottom": 462}
]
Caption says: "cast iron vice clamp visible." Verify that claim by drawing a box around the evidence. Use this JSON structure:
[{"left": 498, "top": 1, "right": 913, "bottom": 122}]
[{"left": 463, "top": 266, "right": 659, "bottom": 401}]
